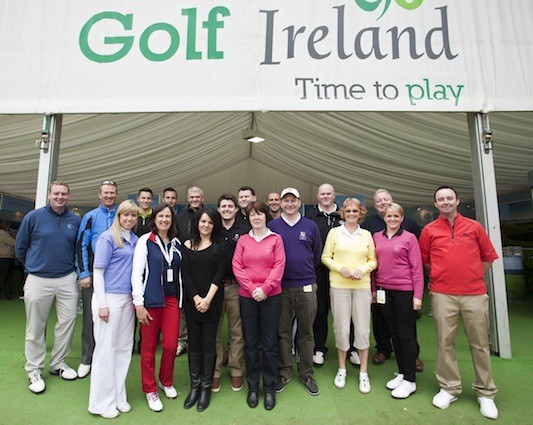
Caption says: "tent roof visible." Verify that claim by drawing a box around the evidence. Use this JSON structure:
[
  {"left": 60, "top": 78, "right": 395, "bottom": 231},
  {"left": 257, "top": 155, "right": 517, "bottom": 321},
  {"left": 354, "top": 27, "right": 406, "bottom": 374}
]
[{"left": 1, "top": 111, "right": 532, "bottom": 207}]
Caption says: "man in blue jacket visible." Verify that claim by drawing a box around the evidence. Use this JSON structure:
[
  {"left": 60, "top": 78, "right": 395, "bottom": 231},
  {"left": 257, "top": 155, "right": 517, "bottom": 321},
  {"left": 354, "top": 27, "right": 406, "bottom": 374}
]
[
  {"left": 16, "top": 181, "right": 81, "bottom": 393},
  {"left": 76, "top": 180, "right": 118, "bottom": 378}
]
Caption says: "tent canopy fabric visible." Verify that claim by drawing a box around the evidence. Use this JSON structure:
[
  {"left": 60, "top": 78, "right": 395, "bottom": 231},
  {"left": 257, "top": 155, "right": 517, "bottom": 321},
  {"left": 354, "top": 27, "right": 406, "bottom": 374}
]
[{"left": 1, "top": 111, "right": 531, "bottom": 207}]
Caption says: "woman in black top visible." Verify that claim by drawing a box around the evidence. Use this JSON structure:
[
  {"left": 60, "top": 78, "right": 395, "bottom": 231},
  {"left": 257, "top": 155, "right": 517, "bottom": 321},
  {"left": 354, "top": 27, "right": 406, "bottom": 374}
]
[{"left": 182, "top": 208, "right": 226, "bottom": 412}]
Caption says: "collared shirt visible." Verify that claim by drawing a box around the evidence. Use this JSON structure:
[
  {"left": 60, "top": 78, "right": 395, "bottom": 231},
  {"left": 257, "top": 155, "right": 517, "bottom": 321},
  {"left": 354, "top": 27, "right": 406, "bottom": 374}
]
[{"left": 419, "top": 213, "right": 498, "bottom": 295}]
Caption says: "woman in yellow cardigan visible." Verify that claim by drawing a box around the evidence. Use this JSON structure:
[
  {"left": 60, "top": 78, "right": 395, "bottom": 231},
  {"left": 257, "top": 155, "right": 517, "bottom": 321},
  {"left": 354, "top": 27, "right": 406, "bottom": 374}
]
[{"left": 321, "top": 198, "right": 377, "bottom": 394}]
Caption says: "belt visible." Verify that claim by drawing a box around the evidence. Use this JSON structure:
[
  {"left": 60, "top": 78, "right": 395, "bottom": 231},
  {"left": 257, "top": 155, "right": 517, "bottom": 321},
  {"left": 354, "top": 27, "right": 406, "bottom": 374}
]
[{"left": 222, "top": 278, "right": 238, "bottom": 285}]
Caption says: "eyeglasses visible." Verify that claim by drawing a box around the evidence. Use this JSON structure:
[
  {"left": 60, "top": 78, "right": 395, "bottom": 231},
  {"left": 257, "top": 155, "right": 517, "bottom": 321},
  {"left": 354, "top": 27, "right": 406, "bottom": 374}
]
[
  {"left": 101, "top": 180, "right": 117, "bottom": 186},
  {"left": 344, "top": 209, "right": 360, "bottom": 213}
]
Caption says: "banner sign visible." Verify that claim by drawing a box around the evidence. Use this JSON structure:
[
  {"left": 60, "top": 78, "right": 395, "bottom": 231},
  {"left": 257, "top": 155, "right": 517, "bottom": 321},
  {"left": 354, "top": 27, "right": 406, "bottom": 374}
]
[{"left": 1, "top": 0, "right": 532, "bottom": 113}]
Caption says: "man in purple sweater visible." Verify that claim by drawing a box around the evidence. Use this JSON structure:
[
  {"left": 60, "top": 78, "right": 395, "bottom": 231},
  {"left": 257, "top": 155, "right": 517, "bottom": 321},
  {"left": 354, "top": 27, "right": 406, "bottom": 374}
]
[{"left": 268, "top": 188, "right": 322, "bottom": 396}]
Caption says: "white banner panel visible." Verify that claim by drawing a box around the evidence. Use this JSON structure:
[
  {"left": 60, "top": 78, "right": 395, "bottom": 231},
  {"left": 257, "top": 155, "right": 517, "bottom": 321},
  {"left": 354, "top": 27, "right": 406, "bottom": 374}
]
[{"left": 1, "top": 0, "right": 533, "bottom": 113}]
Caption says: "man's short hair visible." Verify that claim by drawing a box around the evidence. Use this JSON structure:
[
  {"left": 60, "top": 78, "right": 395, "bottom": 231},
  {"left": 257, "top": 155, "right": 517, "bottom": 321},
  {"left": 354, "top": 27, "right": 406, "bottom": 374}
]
[
  {"left": 433, "top": 186, "right": 459, "bottom": 201},
  {"left": 218, "top": 193, "right": 237, "bottom": 207},
  {"left": 163, "top": 187, "right": 177, "bottom": 195},
  {"left": 373, "top": 188, "right": 392, "bottom": 199},
  {"left": 188, "top": 186, "right": 204, "bottom": 196},
  {"left": 137, "top": 187, "right": 153, "bottom": 197},
  {"left": 49, "top": 180, "right": 70, "bottom": 193},
  {"left": 238, "top": 186, "right": 255, "bottom": 196}
]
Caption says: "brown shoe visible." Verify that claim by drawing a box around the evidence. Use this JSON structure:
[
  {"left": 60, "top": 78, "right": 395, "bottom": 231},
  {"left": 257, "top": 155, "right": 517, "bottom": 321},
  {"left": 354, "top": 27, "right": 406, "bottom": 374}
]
[
  {"left": 415, "top": 358, "right": 424, "bottom": 373},
  {"left": 372, "top": 352, "right": 389, "bottom": 365},
  {"left": 211, "top": 377, "right": 221, "bottom": 392},
  {"left": 231, "top": 376, "right": 244, "bottom": 392}
]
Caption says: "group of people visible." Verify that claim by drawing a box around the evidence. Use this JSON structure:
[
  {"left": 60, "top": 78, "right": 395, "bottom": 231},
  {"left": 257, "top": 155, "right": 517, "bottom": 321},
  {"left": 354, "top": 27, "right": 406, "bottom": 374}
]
[{"left": 14, "top": 180, "right": 500, "bottom": 420}]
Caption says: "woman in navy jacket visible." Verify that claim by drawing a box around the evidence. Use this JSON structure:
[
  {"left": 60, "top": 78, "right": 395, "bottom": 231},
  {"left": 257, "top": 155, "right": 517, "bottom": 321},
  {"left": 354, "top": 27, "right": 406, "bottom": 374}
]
[{"left": 132, "top": 203, "right": 182, "bottom": 412}]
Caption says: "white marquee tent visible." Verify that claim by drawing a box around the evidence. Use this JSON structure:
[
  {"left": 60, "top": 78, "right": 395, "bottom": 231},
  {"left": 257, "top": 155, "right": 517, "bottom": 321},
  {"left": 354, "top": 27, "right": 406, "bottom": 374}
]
[{"left": 2, "top": 0, "right": 533, "bottom": 358}]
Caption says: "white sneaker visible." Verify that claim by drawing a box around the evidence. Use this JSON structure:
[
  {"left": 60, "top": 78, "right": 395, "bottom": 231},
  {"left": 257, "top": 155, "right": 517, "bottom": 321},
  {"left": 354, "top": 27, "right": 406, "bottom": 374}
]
[
  {"left": 146, "top": 392, "right": 163, "bottom": 412},
  {"left": 432, "top": 389, "right": 458, "bottom": 409},
  {"left": 478, "top": 397, "right": 498, "bottom": 420},
  {"left": 50, "top": 364, "right": 77, "bottom": 380},
  {"left": 176, "top": 344, "right": 186, "bottom": 356},
  {"left": 100, "top": 409, "right": 120, "bottom": 419},
  {"left": 359, "top": 374, "right": 371, "bottom": 394},
  {"left": 334, "top": 369, "right": 346, "bottom": 389},
  {"left": 77, "top": 363, "right": 91, "bottom": 378},
  {"left": 313, "top": 351, "right": 325, "bottom": 366},
  {"left": 386, "top": 373, "right": 404, "bottom": 390},
  {"left": 28, "top": 373, "right": 46, "bottom": 394},
  {"left": 117, "top": 402, "right": 131, "bottom": 413},
  {"left": 349, "top": 351, "right": 361, "bottom": 366},
  {"left": 158, "top": 381, "right": 178, "bottom": 399},
  {"left": 391, "top": 380, "right": 416, "bottom": 399}
]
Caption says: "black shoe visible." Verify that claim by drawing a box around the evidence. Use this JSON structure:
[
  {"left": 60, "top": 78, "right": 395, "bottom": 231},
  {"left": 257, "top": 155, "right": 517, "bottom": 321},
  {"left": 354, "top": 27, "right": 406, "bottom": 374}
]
[
  {"left": 247, "top": 391, "right": 258, "bottom": 408},
  {"left": 274, "top": 376, "right": 291, "bottom": 393},
  {"left": 301, "top": 376, "right": 319, "bottom": 396},
  {"left": 264, "top": 392, "right": 276, "bottom": 410},
  {"left": 184, "top": 387, "right": 200, "bottom": 409},
  {"left": 196, "top": 387, "right": 211, "bottom": 412}
]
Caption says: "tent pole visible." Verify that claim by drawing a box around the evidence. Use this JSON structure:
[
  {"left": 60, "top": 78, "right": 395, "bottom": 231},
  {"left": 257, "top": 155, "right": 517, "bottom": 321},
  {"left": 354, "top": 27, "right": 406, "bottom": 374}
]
[
  {"left": 35, "top": 114, "right": 63, "bottom": 208},
  {"left": 467, "top": 112, "right": 511, "bottom": 359}
]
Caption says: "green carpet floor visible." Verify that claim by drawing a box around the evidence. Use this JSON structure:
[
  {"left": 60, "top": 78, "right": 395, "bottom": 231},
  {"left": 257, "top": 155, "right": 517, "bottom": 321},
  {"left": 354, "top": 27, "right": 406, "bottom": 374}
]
[{"left": 0, "top": 297, "right": 530, "bottom": 425}]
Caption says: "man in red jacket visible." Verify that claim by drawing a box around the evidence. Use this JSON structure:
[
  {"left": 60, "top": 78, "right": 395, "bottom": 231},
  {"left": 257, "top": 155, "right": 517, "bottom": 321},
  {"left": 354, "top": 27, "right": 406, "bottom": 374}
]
[{"left": 420, "top": 186, "right": 499, "bottom": 420}]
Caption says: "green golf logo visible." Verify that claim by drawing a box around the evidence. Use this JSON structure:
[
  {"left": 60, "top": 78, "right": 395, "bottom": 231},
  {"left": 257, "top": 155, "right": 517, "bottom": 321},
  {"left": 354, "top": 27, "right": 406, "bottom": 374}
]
[{"left": 355, "top": 0, "right": 424, "bottom": 19}]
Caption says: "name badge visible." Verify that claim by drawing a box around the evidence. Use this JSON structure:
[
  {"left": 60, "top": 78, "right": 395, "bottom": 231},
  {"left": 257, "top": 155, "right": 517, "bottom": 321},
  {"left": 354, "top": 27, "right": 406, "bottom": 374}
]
[
  {"left": 376, "top": 289, "right": 386, "bottom": 304},
  {"left": 167, "top": 268, "right": 174, "bottom": 282},
  {"left": 303, "top": 284, "right": 313, "bottom": 293}
]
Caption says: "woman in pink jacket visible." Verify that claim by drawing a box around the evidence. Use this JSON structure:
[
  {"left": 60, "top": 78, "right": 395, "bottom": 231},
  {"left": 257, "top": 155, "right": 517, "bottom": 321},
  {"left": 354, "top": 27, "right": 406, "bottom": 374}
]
[
  {"left": 372, "top": 203, "right": 424, "bottom": 399},
  {"left": 232, "top": 201, "right": 286, "bottom": 411}
]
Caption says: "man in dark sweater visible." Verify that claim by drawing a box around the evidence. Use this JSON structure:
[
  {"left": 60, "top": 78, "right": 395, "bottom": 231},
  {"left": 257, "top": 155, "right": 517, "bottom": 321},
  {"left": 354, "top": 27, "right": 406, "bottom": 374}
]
[
  {"left": 361, "top": 188, "right": 423, "bottom": 372},
  {"left": 269, "top": 187, "right": 322, "bottom": 397},
  {"left": 305, "top": 183, "right": 342, "bottom": 366},
  {"left": 16, "top": 181, "right": 81, "bottom": 393}
]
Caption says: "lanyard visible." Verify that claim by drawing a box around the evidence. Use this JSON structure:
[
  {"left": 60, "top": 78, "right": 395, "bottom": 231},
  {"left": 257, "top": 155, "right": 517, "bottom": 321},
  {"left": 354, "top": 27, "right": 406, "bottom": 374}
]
[{"left": 155, "top": 235, "right": 175, "bottom": 269}]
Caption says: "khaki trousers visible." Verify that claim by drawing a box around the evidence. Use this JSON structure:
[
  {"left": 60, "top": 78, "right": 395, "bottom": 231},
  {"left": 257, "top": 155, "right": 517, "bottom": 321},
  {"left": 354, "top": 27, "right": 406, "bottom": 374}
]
[
  {"left": 214, "top": 281, "right": 244, "bottom": 378},
  {"left": 431, "top": 292, "right": 498, "bottom": 399},
  {"left": 24, "top": 272, "right": 78, "bottom": 375}
]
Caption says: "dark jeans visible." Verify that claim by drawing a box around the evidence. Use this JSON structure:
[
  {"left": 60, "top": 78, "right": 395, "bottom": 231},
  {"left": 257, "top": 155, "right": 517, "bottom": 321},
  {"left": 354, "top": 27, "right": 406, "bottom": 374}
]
[
  {"left": 379, "top": 289, "right": 418, "bottom": 382},
  {"left": 0, "top": 258, "right": 14, "bottom": 298},
  {"left": 240, "top": 294, "right": 281, "bottom": 393},
  {"left": 313, "top": 267, "right": 330, "bottom": 354}
]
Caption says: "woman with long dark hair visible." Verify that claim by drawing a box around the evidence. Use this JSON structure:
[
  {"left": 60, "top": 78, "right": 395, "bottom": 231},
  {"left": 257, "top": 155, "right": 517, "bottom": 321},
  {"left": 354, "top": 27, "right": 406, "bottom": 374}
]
[
  {"left": 132, "top": 203, "right": 182, "bottom": 412},
  {"left": 182, "top": 207, "right": 226, "bottom": 412}
]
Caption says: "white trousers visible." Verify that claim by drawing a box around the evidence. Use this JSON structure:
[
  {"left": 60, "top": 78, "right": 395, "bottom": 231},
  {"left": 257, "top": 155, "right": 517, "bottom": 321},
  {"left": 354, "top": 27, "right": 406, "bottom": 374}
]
[
  {"left": 24, "top": 272, "right": 78, "bottom": 375},
  {"left": 88, "top": 293, "right": 134, "bottom": 414}
]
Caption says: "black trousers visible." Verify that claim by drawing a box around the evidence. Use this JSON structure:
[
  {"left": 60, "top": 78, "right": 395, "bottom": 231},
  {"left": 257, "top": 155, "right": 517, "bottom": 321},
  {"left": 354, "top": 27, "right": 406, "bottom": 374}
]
[
  {"left": 0, "top": 258, "right": 14, "bottom": 298},
  {"left": 239, "top": 294, "right": 281, "bottom": 393},
  {"left": 313, "top": 267, "right": 330, "bottom": 354},
  {"left": 379, "top": 289, "right": 418, "bottom": 382}
]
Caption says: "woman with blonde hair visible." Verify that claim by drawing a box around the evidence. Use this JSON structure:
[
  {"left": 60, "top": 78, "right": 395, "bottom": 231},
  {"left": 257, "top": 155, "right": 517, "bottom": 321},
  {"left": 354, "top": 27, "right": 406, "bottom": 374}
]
[
  {"left": 372, "top": 203, "right": 423, "bottom": 399},
  {"left": 88, "top": 200, "right": 139, "bottom": 419},
  {"left": 321, "top": 198, "right": 377, "bottom": 394}
]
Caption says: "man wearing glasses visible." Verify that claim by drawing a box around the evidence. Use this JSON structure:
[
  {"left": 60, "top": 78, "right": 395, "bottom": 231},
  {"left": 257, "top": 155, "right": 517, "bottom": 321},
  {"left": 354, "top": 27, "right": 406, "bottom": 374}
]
[{"left": 76, "top": 180, "right": 118, "bottom": 379}]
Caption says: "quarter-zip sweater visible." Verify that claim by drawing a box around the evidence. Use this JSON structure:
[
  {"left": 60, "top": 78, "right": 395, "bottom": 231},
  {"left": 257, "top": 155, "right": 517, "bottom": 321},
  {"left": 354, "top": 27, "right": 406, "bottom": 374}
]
[
  {"left": 419, "top": 213, "right": 498, "bottom": 295},
  {"left": 15, "top": 205, "right": 80, "bottom": 278},
  {"left": 372, "top": 229, "right": 424, "bottom": 300}
]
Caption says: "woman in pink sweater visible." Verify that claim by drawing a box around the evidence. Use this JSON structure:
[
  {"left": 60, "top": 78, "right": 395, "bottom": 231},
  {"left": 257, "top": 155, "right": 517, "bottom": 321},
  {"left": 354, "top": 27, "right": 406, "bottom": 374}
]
[
  {"left": 372, "top": 203, "right": 423, "bottom": 399},
  {"left": 232, "top": 201, "right": 286, "bottom": 411}
]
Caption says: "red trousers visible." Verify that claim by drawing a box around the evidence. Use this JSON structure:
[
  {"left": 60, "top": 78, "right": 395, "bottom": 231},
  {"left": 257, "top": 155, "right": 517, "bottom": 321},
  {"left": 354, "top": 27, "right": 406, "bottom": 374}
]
[{"left": 140, "top": 296, "right": 180, "bottom": 393}]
